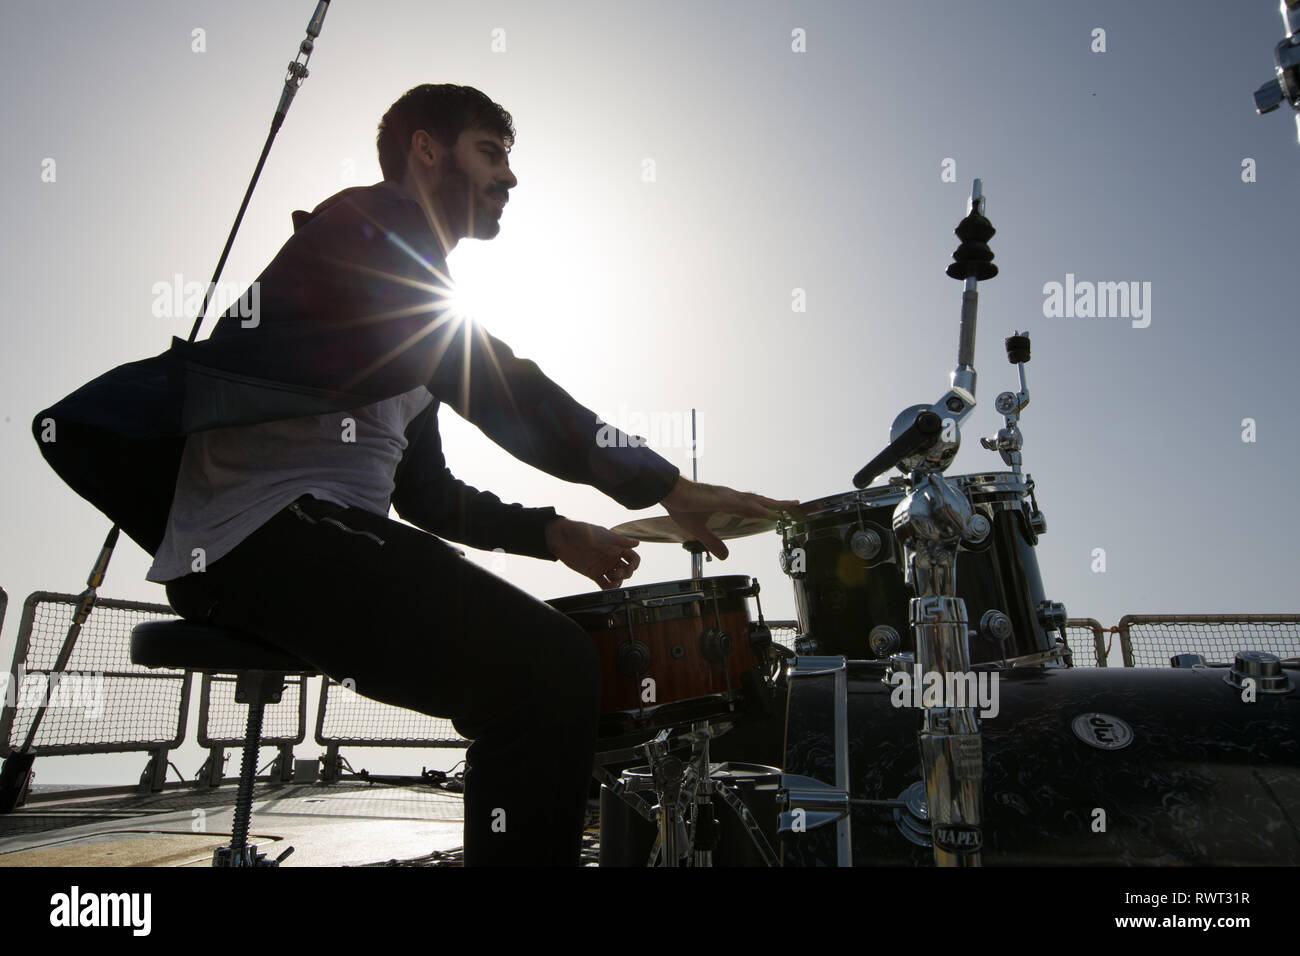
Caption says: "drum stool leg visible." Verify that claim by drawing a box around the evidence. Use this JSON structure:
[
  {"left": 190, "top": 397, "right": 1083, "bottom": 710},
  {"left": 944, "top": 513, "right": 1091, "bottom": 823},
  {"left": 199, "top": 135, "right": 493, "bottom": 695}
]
[{"left": 213, "top": 671, "right": 295, "bottom": 868}]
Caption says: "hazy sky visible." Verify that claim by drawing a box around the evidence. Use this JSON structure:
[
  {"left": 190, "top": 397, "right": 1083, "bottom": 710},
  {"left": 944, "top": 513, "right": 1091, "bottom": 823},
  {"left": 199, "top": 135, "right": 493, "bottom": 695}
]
[{"left": 2, "top": 0, "right": 1297, "bottom": 784}]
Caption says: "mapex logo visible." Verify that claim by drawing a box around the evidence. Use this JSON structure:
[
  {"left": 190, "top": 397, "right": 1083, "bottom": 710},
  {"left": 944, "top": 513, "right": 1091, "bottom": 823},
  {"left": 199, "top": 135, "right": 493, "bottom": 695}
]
[
  {"left": 932, "top": 824, "right": 983, "bottom": 853},
  {"left": 49, "top": 886, "right": 151, "bottom": 936}
]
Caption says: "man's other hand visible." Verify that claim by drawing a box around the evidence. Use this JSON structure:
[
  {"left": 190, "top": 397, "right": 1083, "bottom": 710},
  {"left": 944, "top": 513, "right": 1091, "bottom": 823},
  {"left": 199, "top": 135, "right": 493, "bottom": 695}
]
[
  {"left": 545, "top": 517, "right": 642, "bottom": 590},
  {"left": 660, "top": 476, "right": 800, "bottom": 560}
]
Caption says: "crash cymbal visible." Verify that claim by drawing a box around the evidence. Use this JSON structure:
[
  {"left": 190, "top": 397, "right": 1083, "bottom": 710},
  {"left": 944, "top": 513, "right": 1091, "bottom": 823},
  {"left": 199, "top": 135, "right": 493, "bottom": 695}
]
[{"left": 612, "top": 513, "right": 779, "bottom": 544}]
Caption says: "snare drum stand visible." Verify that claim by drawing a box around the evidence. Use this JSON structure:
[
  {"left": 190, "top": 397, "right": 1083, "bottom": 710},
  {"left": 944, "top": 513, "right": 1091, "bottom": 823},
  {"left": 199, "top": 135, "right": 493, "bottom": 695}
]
[
  {"left": 594, "top": 718, "right": 779, "bottom": 867},
  {"left": 594, "top": 721, "right": 725, "bottom": 866}
]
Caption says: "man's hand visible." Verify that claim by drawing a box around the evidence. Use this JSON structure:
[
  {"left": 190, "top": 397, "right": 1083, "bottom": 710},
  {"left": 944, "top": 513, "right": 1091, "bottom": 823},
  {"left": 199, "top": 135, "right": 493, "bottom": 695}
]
[
  {"left": 545, "top": 517, "right": 642, "bottom": 590},
  {"left": 660, "top": 476, "right": 800, "bottom": 560}
]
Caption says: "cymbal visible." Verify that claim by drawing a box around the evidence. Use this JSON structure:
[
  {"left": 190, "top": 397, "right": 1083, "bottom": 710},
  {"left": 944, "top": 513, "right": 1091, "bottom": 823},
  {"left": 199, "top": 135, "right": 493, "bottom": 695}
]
[{"left": 612, "top": 513, "right": 779, "bottom": 544}]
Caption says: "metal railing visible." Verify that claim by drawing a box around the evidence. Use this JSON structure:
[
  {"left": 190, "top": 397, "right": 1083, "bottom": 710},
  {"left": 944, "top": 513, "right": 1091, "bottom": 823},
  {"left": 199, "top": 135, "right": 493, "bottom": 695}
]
[
  {"left": 0, "top": 592, "right": 188, "bottom": 758},
  {"left": 2, "top": 588, "right": 1296, "bottom": 808},
  {"left": 1116, "top": 614, "right": 1300, "bottom": 668},
  {"left": 1065, "top": 618, "right": 1108, "bottom": 667}
]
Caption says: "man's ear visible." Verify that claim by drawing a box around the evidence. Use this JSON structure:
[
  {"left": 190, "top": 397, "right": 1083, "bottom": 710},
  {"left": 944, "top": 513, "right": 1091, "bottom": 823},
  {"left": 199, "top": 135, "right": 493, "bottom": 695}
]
[{"left": 409, "top": 130, "right": 439, "bottom": 168}]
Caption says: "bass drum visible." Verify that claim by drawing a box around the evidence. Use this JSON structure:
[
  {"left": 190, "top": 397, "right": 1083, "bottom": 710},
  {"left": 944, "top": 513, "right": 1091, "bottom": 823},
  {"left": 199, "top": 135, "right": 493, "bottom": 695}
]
[{"left": 782, "top": 658, "right": 1300, "bottom": 865}]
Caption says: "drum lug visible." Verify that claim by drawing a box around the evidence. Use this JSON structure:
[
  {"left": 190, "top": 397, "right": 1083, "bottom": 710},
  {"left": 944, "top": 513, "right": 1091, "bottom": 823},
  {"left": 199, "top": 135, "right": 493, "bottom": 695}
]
[
  {"left": 793, "top": 634, "right": 820, "bottom": 656},
  {"left": 616, "top": 639, "right": 653, "bottom": 677},
  {"left": 779, "top": 548, "right": 805, "bottom": 577},
  {"left": 868, "top": 625, "right": 901, "bottom": 658},
  {"left": 894, "top": 781, "right": 933, "bottom": 847},
  {"left": 1036, "top": 600, "right": 1068, "bottom": 632},
  {"left": 776, "top": 774, "right": 850, "bottom": 835},
  {"left": 963, "top": 513, "right": 991, "bottom": 546},
  {"left": 700, "top": 628, "right": 734, "bottom": 663},
  {"left": 748, "top": 623, "right": 773, "bottom": 668},
  {"left": 848, "top": 528, "right": 882, "bottom": 560},
  {"left": 979, "top": 610, "right": 1013, "bottom": 644}
]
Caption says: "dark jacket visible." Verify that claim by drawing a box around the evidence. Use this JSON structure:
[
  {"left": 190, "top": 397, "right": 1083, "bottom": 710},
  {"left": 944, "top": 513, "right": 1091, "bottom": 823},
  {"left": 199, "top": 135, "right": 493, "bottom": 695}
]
[{"left": 31, "top": 181, "right": 679, "bottom": 562}]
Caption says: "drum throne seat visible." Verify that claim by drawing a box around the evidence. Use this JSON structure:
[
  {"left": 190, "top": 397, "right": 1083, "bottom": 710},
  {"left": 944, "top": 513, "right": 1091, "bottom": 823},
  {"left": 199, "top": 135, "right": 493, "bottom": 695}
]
[{"left": 129, "top": 618, "right": 320, "bottom": 867}]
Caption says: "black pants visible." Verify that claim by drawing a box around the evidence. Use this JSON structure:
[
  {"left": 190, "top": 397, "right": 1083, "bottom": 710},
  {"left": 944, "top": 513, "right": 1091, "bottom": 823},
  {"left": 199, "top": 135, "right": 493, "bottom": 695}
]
[{"left": 165, "top": 493, "right": 601, "bottom": 866}]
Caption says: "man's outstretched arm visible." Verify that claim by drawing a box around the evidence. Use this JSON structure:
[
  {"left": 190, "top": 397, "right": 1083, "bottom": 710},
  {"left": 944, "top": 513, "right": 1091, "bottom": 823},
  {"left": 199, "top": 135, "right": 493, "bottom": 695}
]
[
  {"left": 391, "top": 398, "right": 642, "bottom": 588},
  {"left": 428, "top": 322, "right": 799, "bottom": 550},
  {"left": 427, "top": 320, "right": 681, "bottom": 510}
]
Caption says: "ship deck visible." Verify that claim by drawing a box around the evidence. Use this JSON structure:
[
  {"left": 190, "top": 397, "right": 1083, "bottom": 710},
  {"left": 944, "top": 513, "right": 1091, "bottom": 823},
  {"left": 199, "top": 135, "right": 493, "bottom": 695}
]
[{"left": 0, "top": 780, "right": 606, "bottom": 867}]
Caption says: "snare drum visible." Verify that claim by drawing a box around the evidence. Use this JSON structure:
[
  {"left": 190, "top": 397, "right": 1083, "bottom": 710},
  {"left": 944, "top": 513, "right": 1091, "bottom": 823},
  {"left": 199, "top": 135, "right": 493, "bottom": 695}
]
[
  {"left": 548, "top": 576, "right": 769, "bottom": 737},
  {"left": 779, "top": 473, "right": 1059, "bottom": 665}
]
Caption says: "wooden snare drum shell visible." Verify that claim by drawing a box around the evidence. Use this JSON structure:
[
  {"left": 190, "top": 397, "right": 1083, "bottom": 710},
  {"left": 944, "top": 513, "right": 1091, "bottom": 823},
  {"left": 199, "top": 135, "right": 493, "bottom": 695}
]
[
  {"left": 594, "top": 606, "right": 757, "bottom": 721},
  {"left": 549, "top": 577, "right": 761, "bottom": 733}
]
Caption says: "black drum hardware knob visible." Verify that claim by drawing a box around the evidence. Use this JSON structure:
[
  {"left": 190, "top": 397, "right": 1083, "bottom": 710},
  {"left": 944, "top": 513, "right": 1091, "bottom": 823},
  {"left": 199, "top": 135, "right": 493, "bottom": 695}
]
[
  {"left": 945, "top": 208, "right": 998, "bottom": 282},
  {"left": 779, "top": 548, "right": 805, "bottom": 577},
  {"left": 700, "top": 628, "right": 734, "bottom": 663},
  {"left": 849, "top": 528, "right": 882, "bottom": 561},
  {"left": 794, "top": 634, "right": 820, "bottom": 656},
  {"left": 615, "top": 639, "right": 652, "bottom": 676},
  {"left": 979, "top": 610, "right": 1014, "bottom": 643},
  {"left": 652, "top": 756, "right": 685, "bottom": 801},
  {"left": 1036, "top": 601, "right": 1068, "bottom": 632},
  {"left": 894, "top": 781, "right": 933, "bottom": 848},
  {"left": 748, "top": 622, "right": 772, "bottom": 656},
  {"left": 869, "top": 625, "right": 901, "bottom": 658},
  {"left": 964, "top": 513, "right": 991, "bottom": 546}
]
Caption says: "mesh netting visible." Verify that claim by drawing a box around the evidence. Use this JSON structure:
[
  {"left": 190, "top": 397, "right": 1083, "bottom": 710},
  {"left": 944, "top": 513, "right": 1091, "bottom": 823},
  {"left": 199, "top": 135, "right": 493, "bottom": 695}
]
[
  {"left": 1, "top": 593, "right": 186, "bottom": 755},
  {"left": 769, "top": 621, "right": 798, "bottom": 652},
  {"left": 1065, "top": 619, "right": 1107, "bottom": 667},
  {"left": 317, "top": 679, "right": 465, "bottom": 746},
  {"left": 198, "top": 673, "right": 306, "bottom": 747},
  {"left": 1119, "top": 615, "right": 1300, "bottom": 667}
]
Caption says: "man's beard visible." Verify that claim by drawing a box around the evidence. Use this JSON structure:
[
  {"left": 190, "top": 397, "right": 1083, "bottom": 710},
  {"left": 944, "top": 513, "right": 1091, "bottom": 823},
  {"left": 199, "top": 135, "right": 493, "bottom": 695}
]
[{"left": 433, "top": 150, "right": 499, "bottom": 240}]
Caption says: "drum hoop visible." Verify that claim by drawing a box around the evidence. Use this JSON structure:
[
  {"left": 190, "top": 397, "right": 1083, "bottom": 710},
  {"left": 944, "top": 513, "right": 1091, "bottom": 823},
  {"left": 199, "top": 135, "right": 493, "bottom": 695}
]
[
  {"left": 956, "top": 472, "right": 1032, "bottom": 499},
  {"left": 971, "top": 644, "right": 1070, "bottom": 670},
  {"left": 792, "top": 474, "right": 1030, "bottom": 529},
  {"left": 798, "top": 487, "right": 906, "bottom": 519},
  {"left": 547, "top": 574, "right": 755, "bottom": 613}
]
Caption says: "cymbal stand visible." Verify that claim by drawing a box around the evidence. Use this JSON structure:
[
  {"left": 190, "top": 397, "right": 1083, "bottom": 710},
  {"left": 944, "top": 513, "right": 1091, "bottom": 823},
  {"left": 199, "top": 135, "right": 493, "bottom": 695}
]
[{"left": 850, "top": 179, "right": 998, "bottom": 867}]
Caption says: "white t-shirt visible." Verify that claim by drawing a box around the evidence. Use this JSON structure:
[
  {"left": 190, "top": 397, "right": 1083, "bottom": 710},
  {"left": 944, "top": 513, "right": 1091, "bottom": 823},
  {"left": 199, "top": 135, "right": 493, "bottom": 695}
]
[{"left": 146, "top": 385, "right": 434, "bottom": 582}]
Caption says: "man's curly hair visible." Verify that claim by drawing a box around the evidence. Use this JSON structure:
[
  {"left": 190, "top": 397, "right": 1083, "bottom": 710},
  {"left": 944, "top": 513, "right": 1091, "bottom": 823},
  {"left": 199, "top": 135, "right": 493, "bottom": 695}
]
[{"left": 376, "top": 84, "right": 515, "bottom": 182}]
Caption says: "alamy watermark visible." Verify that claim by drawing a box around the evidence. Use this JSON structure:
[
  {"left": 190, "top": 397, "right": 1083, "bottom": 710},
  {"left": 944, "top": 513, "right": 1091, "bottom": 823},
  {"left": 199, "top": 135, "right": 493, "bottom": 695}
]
[
  {"left": 49, "top": 886, "right": 150, "bottom": 935},
  {"left": 1, "top": 669, "right": 105, "bottom": 720},
  {"left": 151, "top": 274, "right": 260, "bottom": 327},
  {"left": 1042, "top": 273, "right": 1151, "bottom": 328},
  {"left": 595, "top": 406, "right": 701, "bottom": 457},
  {"left": 888, "top": 664, "right": 1000, "bottom": 718}
]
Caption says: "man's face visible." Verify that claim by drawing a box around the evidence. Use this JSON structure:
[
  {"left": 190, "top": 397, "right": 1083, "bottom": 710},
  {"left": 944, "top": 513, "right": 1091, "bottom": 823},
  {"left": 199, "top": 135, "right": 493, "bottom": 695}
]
[{"left": 427, "top": 127, "right": 516, "bottom": 242}]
